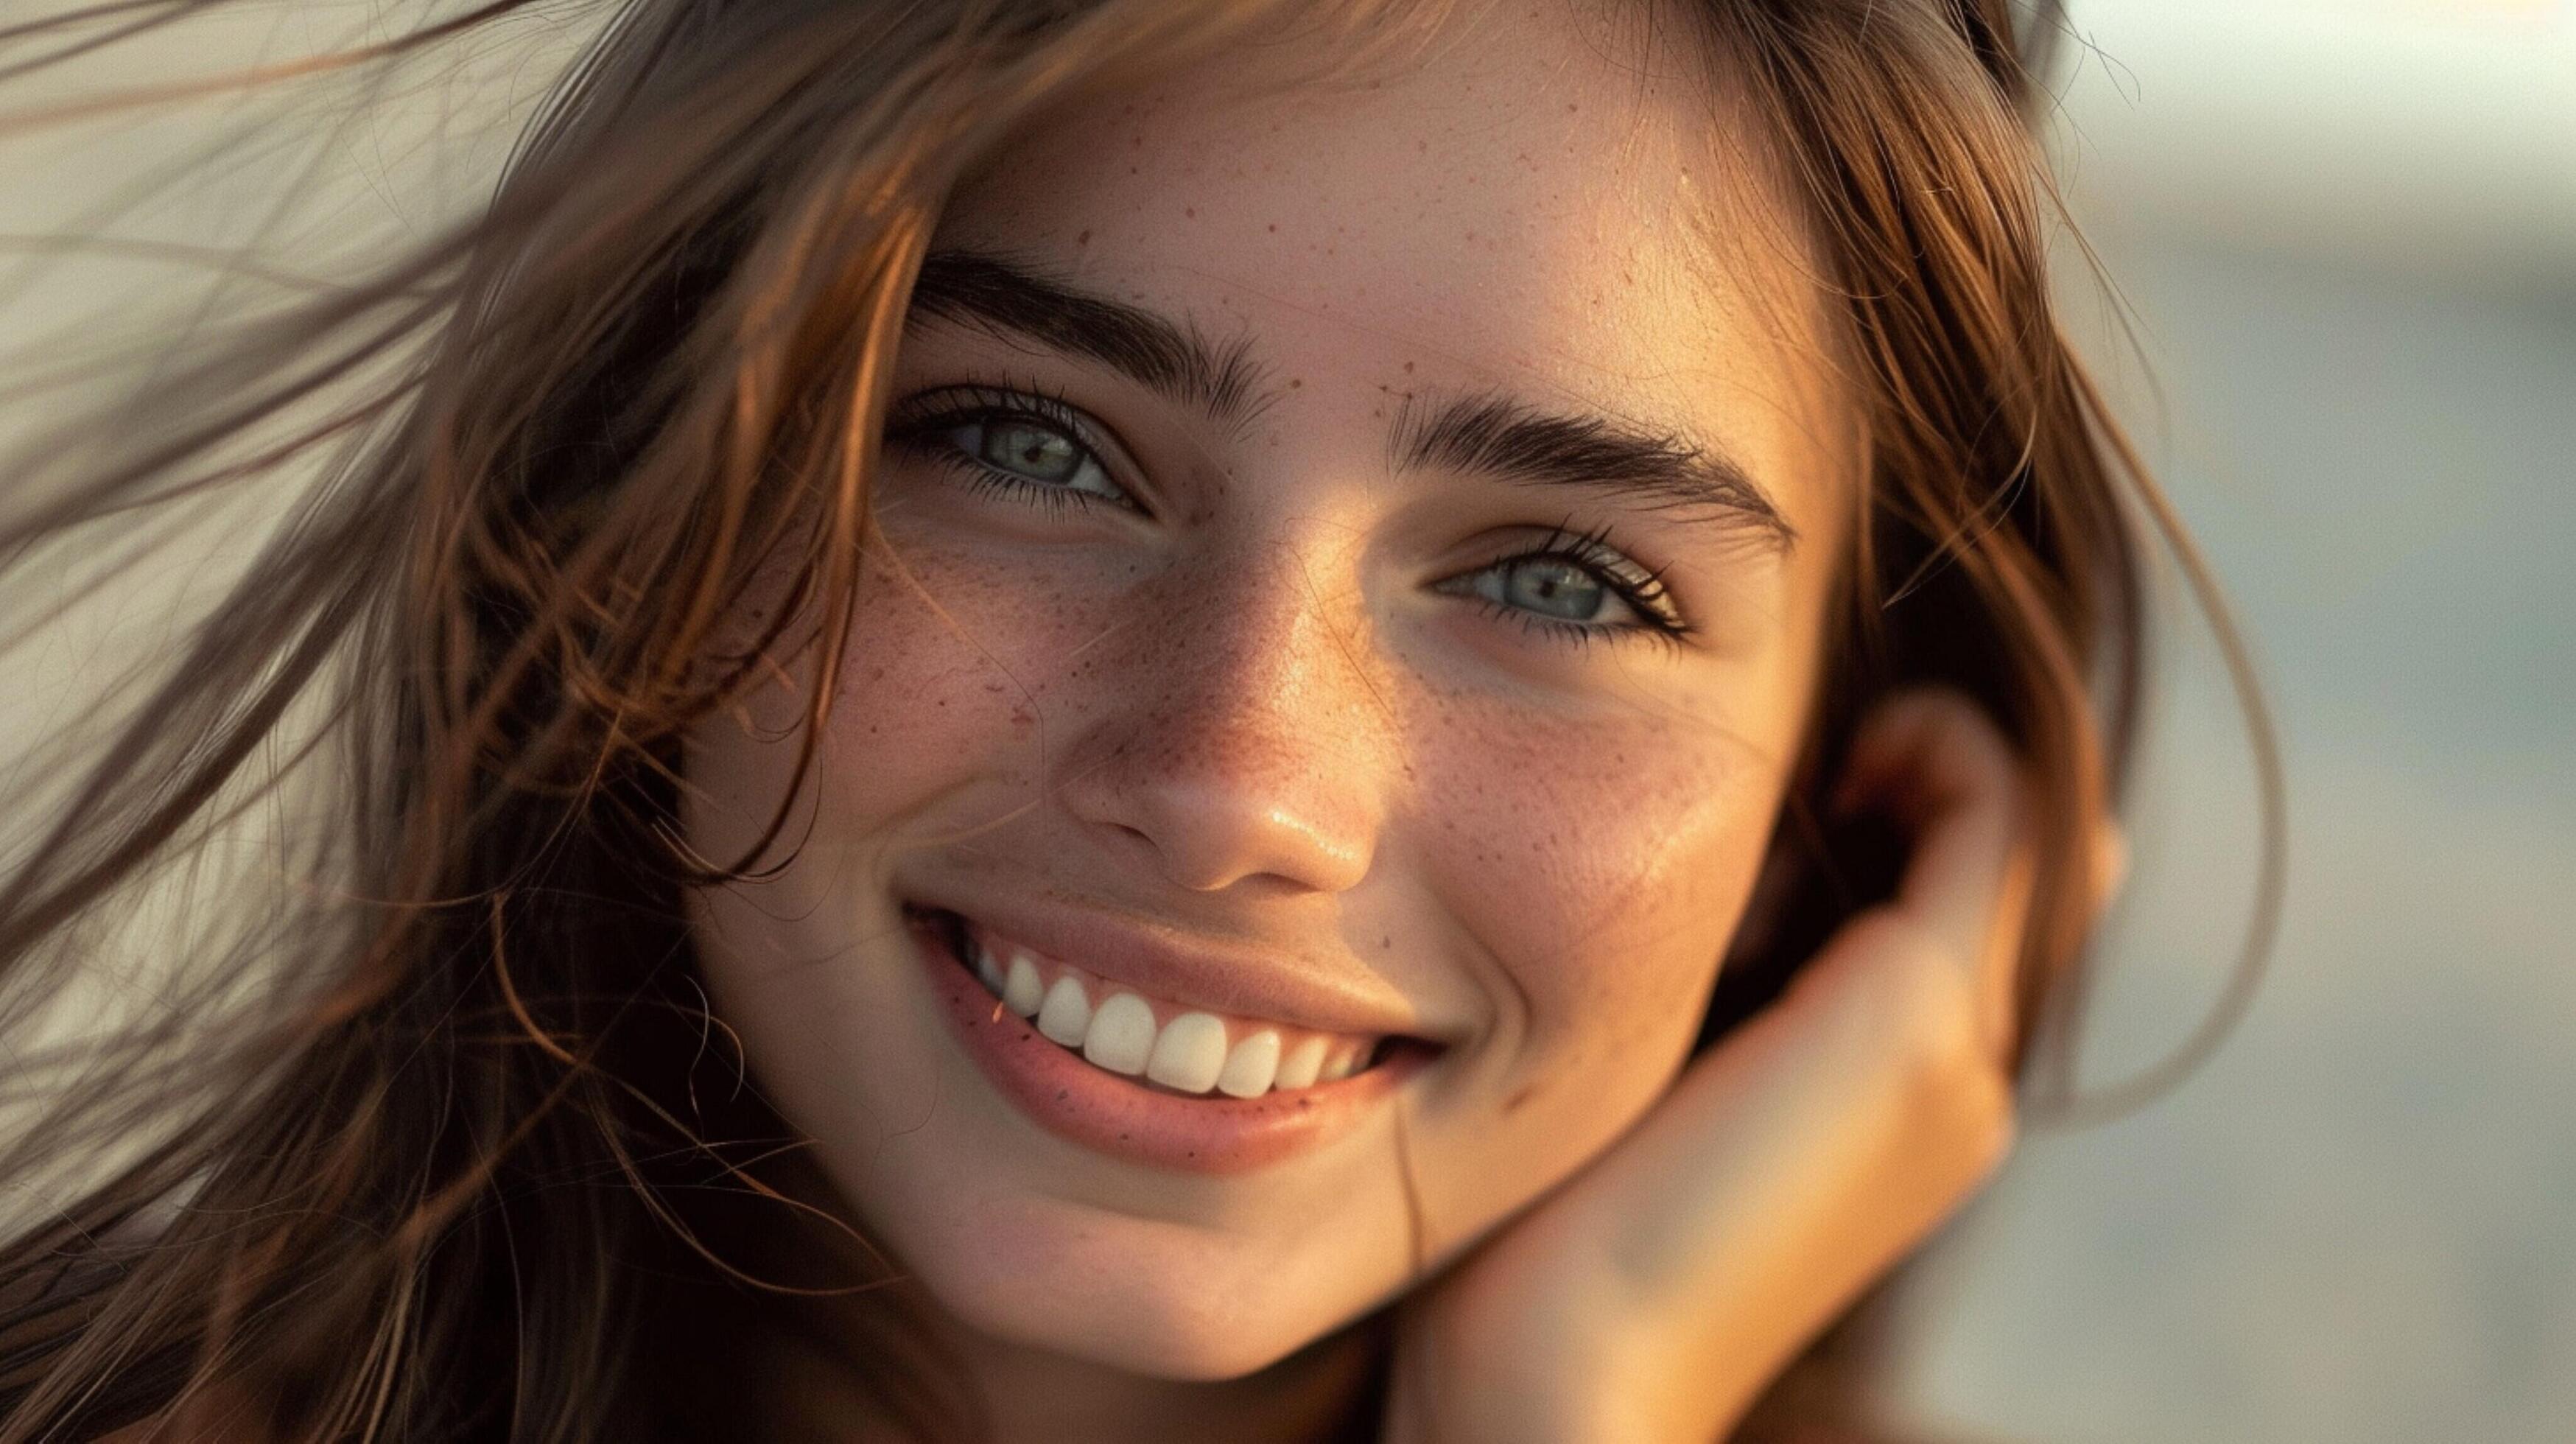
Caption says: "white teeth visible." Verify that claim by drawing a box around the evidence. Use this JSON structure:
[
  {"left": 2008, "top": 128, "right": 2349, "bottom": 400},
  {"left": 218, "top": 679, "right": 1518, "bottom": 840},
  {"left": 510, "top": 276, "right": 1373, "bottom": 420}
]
[
  {"left": 958, "top": 926, "right": 1390, "bottom": 1098},
  {"left": 1215, "top": 1029, "right": 1282, "bottom": 1098},
  {"left": 1146, "top": 1012, "right": 1228, "bottom": 1093},
  {"left": 1036, "top": 975, "right": 1091, "bottom": 1047},
  {"left": 1082, "top": 993, "right": 1157, "bottom": 1076},
  {"left": 1002, "top": 954, "right": 1045, "bottom": 1017},
  {"left": 1272, "top": 1035, "right": 1327, "bottom": 1090}
]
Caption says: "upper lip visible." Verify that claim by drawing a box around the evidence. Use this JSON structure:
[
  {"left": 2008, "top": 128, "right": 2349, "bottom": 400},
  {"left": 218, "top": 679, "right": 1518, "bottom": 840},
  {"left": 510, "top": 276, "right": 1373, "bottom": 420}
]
[{"left": 908, "top": 890, "right": 1442, "bottom": 1042}]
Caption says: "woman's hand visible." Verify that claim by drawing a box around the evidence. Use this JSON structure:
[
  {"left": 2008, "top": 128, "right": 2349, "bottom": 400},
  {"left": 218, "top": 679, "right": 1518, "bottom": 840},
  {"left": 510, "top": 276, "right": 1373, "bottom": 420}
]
[{"left": 1381, "top": 691, "right": 2072, "bottom": 1443}]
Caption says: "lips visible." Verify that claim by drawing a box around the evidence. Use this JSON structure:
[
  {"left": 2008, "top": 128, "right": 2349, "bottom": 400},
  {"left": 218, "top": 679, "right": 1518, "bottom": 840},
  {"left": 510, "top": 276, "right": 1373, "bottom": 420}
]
[
  {"left": 903, "top": 905, "right": 1438, "bottom": 1174},
  {"left": 950, "top": 910, "right": 1395, "bottom": 1097}
]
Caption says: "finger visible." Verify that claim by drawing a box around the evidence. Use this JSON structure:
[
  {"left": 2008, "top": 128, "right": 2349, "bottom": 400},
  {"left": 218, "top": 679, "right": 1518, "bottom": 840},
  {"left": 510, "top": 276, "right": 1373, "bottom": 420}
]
[
  {"left": 2093, "top": 817, "right": 2130, "bottom": 913},
  {"left": 1836, "top": 690, "right": 2035, "bottom": 1056},
  {"left": 1839, "top": 690, "right": 2024, "bottom": 939}
]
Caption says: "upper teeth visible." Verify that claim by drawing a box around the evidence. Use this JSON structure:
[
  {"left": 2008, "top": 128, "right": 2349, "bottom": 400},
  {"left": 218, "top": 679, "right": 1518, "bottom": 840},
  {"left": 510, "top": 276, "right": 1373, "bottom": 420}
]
[{"left": 968, "top": 928, "right": 1378, "bottom": 1098}]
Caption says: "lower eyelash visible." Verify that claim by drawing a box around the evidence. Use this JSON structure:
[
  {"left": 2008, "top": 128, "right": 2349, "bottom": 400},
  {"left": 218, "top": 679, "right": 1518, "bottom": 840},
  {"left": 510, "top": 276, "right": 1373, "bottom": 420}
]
[
  {"left": 884, "top": 382, "right": 1137, "bottom": 516},
  {"left": 916, "top": 448, "right": 1115, "bottom": 515},
  {"left": 1471, "top": 595, "right": 1687, "bottom": 654}
]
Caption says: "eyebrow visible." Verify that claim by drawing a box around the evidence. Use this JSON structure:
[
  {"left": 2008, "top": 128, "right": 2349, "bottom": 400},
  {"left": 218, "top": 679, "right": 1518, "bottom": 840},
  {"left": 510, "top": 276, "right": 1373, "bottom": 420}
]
[
  {"left": 908, "top": 249, "right": 1269, "bottom": 423},
  {"left": 906, "top": 248, "right": 1795, "bottom": 549},
  {"left": 1391, "top": 391, "right": 1797, "bottom": 550}
]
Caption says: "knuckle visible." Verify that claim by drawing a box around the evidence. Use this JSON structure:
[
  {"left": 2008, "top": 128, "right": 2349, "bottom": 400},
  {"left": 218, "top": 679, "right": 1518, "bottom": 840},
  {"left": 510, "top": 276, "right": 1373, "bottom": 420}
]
[
  {"left": 1955, "top": 1067, "right": 2020, "bottom": 1176},
  {"left": 1811, "top": 912, "right": 2021, "bottom": 1182},
  {"left": 1897, "top": 1054, "right": 2016, "bottom": 1199},
  {"left": 1873, "top": 933, "right": 2016, "bottom": 1157},
  {"left": 1817, "top": 918, "right": 1978, "bottom": 1051},
  {"left": 1873, "top": 921, "right": 1982, "bottom": 1043}
]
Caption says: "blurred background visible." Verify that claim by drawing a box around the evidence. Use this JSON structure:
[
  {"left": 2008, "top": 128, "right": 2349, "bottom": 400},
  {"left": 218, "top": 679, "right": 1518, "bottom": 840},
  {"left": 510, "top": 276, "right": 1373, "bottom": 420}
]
[
  {"left": 3, "top": 1, "right": 2569, "bottom": 1439},
  {"left": 1887, "top": 1, "right": 2576, "bottom": 1440}
]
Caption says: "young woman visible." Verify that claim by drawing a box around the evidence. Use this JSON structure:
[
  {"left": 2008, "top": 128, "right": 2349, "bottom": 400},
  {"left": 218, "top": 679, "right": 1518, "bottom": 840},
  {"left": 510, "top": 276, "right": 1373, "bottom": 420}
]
[{"left": 0, "top": 0, "right": 2270, "bottom": 1437}]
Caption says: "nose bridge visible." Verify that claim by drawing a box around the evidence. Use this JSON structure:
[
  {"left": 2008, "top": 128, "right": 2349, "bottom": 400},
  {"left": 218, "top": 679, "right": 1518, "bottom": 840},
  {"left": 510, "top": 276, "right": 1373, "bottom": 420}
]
[
  {"left": 1065, "top": 528, "right": 1400, "bottom": 896},
  {"left": 1186, "top": 535, "right": 1394, "bottom": 780}
]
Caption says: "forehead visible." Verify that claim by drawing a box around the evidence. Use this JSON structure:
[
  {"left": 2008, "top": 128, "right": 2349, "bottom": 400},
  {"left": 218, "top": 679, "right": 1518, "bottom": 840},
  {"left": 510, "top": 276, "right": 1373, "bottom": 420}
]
[{"left": 938, "top": 1, "right": 1849, "bottom": 514}]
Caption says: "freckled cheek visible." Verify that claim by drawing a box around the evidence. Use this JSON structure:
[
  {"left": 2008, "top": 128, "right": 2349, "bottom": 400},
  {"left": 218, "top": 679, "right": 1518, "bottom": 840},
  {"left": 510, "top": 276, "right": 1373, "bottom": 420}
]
[
  {"left": 1415, "top": 707, "right": 1783, "bottom": 1058},
  {"left": 798, "top": 541, "right": 1129, "bottom": 818}
]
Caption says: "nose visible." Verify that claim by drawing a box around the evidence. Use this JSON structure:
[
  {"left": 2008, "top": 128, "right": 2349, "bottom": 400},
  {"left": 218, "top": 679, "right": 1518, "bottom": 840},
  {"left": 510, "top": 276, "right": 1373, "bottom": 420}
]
[{"left": 1052, "top": 539, "right": 1397, "bottom": 897}]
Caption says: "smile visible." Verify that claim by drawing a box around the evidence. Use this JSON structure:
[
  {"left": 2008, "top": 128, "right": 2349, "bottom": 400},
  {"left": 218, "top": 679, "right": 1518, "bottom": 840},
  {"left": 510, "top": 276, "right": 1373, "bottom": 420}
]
[
  {"left": 903, "top": 904, "right": 1438, "bottom": 1173},
  {"left": 952, "top": 913, "right": 1390, "bottom": 1097}
]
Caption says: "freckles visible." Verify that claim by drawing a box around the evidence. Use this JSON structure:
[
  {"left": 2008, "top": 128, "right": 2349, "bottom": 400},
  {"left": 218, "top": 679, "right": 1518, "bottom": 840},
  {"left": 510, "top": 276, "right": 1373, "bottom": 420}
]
[
  {"left": 1420, "top": 698, "right": 1775, "bottom": 1039},
  {"left": 813, "top": 544, "right": 1107, "bottom": 796},
  {"left": 1446, "top": 709, "right": 1752, "bottom": 909}
]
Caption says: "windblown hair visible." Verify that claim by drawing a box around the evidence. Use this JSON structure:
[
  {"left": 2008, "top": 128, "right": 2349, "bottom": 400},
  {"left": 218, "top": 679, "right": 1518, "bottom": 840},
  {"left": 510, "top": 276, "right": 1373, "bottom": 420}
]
[{"left": 0, "top": 0, "right": 2276, "bottom": 1438}]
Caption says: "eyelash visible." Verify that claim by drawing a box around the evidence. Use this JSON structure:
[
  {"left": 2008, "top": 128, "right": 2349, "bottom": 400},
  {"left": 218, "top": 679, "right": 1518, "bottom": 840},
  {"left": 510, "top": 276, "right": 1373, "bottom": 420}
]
[
  {"left": 883, "top": 385, "right": 1693, "bottom": 650},
  {"left": 886, "top": 384, "right": 1140, "bottom": 516},
  {"left": 1468, "top": 518, "right": 1691, "bottom": 652}
]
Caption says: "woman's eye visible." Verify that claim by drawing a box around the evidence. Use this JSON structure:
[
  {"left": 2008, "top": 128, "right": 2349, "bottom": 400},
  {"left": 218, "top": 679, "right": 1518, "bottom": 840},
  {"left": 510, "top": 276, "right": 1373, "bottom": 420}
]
[
  {"left": 1453, "top": 555, "right": 1646, "bottom": 632},
  {"left": 939, "top": 414, "right": 1125, "bottom": 505},
  {"left": 888, "top": 390, "right": 1137, "bottom": 514},
  {"left": 961, "top": 416, "right": 1087, "bottom": 486},
  {"left": 1436, "top": 531, "right": 1691, "bottom": 650},
  {"left": 1485, "top": 556, "right": 1629, "bottom": 624}
]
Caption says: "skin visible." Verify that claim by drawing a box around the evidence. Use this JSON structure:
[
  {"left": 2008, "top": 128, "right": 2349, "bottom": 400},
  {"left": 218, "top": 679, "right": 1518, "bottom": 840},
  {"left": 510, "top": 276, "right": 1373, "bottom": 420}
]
[{"left": 683, "top": 4, "right": 2040, "bottom": 1437}]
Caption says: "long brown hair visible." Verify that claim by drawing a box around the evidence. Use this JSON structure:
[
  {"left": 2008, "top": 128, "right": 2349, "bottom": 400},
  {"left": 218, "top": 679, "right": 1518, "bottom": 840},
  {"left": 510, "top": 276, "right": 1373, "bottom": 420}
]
[{"left": 0, "top": 1, "right": 2280, "bottom": 1437}]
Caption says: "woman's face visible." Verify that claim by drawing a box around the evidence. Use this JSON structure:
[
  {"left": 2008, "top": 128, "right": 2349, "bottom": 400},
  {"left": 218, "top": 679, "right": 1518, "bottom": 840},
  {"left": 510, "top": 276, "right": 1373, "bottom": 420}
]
[{"left": 686, "top": 1, "right": 1850, "bottom": 1381}]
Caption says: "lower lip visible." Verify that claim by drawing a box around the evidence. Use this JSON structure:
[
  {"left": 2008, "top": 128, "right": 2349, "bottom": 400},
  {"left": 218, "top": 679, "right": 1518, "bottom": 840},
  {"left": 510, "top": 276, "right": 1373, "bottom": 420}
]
[{"left": 906, "top": 910, "right": 1431, "bottom": 1175}]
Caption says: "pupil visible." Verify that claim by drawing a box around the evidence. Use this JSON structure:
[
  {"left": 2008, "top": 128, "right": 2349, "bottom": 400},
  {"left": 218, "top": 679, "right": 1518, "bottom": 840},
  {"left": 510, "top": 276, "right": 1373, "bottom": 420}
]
[
  {"left": 1506, "top": 560, "right": 1601, "bottom": 620},
  {"left": 980, "top": 420, "right": 1078, "bottom": 482}
]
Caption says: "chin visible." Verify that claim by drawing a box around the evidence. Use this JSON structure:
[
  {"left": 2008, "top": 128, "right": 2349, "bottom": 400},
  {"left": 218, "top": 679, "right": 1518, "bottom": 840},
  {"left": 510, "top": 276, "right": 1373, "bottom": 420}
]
[{"left": 915, "top": 1216, "right": 1366, "bottom": 1382}]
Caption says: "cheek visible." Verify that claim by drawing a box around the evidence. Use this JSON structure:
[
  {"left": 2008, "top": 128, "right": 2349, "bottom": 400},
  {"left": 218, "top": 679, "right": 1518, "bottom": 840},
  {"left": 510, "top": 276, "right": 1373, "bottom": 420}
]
[
  {"left": 765, "top": 535, "right": 1120, "bottom": 850},
  {"left": 1397, "top": 691, "right": 1793, "bottom": 1250},
  {"left": 682, "top": 535, "right": 1093, "bottom": 893},
  {"left": 1416, "top": 693, "right": 1786, "bottom": 1061}
]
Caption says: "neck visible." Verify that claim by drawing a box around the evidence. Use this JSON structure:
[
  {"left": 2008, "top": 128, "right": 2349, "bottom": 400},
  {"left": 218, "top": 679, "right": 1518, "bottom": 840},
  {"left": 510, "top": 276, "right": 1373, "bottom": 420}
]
[
  {"left": 722, "top": 1284, "right": 1389, "bottom": 1441},
  {"left": 958, "top": 1311, "right": 1389, "bottom": 1443}
]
